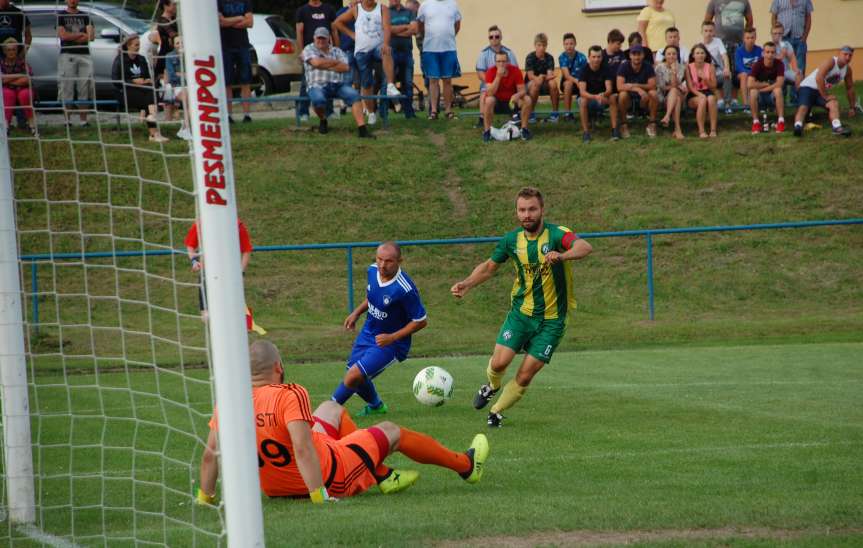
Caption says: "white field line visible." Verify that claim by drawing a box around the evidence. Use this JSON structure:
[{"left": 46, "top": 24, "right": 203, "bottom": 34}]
[
  {"left": 496, "top": 440, "right": 863, "bottom": 463},
  {"left": 16, "top": 524, "right": 83, "bottom": 548}
]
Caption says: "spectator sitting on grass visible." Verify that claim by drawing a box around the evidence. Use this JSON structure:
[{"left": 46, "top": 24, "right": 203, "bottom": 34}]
[
  {"left": 616, "top": 43, "right": 658, "bottom": 138},
  {"left": 748, "top": 41, "right": 785, "bottom": 134},
  {"left": 655, "top": 44, "right": 686, "bottom": 140},
  {"left": 482, "top": 50, "right": 533, "bottom": 142},
  {"left": 685, "top": 43, "right": 719, "bottom": 139},
  {"left": 525, "top": 33, "right": 559, "bottom": 123},
  {"left": 735, "top": 27, "right": 762, "bottom": 112},
  {"left": 302, "top": 27, "right": 374, "bottom": 138},
  {"left": 793, "top": 46, "right": 856, "bottom": 138},
  {"left": 559, "top": 32, "right": 587, "bottom": 121},
  {"left": 577, "top": 44, "right": 617, "bottom": 143}
]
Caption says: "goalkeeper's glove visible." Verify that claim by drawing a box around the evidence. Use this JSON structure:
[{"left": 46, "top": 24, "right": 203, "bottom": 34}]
[
  {"left": 196, "top": 488, "right": 218, "bottom": 506},
  {"left": 309, "top": 486, "right": 336, "bottom": 504}
]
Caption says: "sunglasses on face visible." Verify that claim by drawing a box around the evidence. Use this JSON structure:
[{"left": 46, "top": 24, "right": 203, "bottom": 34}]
[{"left": 489, "top": 35, "right": 501, "bottom": 40}]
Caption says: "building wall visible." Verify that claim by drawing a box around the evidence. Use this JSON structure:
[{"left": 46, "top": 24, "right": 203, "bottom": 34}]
[{"left": 415, "top": 0, "right": 863, "bottom": 90}]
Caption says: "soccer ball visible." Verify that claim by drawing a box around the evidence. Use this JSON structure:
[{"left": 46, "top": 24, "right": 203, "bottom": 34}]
[{"left": 412, "top": 366, "right": 454, "bottom": 407}]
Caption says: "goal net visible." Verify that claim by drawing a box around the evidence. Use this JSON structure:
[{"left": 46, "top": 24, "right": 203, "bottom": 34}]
[{"left": 1, "top": 0, "right": 263, "bottom": 545}]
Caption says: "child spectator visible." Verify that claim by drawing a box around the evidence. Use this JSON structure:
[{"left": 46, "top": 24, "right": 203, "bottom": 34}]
[
  {"left": 525, "top": 33, "right": 559, "bottom": 123},
  {"left": 164, "top": 34, "right": 190, "bottom": 140},
  {"left": 701, "top": 21, "right": 730, "bottom": 110},
  {"left": 559, "top": 32, "right": 586, "bottom": 121},
  {"left": 735, "top": 27, "right": 762, "bottom": 112},
  {"left": 1, "top": 37, "right": 33, "bottom": 134}
]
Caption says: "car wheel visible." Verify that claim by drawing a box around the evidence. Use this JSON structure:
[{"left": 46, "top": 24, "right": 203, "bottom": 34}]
[{"left": 254, "top": 69, "right": 274, "bottom": 97}]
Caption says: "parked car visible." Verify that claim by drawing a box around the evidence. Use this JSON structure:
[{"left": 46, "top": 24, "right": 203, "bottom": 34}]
[
  {"left": 248, "top": 13, "right": 301, "bottom": 96},
  {"left": 22, "top": 2, "right": 261, "bottom": 102}
]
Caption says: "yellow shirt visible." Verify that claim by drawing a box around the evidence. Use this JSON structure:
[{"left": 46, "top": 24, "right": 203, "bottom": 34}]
[{"left": 637, "top": 6, "right": 676, "bottom": 51}]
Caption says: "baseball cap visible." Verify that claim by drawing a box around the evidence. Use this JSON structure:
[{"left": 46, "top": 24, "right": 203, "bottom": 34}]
[
  {"left": 840, "top": 45, "right": 854, "bottom": 54},
  {"left": 630, "top": 44, "right": 644, "bottom": 53},
  {"left": 313, "top": 27, "right": 331, "bottom": 39}
]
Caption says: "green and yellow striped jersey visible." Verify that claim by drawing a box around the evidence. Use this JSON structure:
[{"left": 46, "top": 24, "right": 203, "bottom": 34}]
[{"left": 490, "top": 223, "right": 578, "bottom": 320}]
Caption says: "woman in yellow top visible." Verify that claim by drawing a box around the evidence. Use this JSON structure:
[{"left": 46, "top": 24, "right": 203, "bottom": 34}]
[{"left": 637, "top": 0, "right": 676, "bottom": 51}]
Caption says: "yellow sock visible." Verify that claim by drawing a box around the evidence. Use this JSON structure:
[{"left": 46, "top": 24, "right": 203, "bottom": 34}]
[
  {"left": 490, "top": 380, "right": 526, "bottom": 414},
  {"left": 486, "top": 358, "right": 504, "bottom": 391}
]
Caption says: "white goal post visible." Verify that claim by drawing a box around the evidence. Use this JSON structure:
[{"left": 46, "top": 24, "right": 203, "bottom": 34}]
[{"left": 179, "top": 0, "right": 265, "bottom": 544}]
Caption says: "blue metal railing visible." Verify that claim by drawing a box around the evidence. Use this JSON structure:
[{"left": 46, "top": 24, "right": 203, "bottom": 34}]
[{"left": 19, "top": 218, "right": 863, "bottom": 328}]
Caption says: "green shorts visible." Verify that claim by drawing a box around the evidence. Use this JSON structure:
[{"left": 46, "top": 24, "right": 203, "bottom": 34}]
[{"left": 495, "top": 310, "right": 568, "bottom": 363}]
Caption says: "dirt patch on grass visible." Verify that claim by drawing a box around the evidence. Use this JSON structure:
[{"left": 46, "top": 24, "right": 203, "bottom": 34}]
[
  {"left": 428, "top": 131, "right": 468, "bottom": 218},
  {"left": 437, "top": 527, "right": 863, "bottom": 547}
]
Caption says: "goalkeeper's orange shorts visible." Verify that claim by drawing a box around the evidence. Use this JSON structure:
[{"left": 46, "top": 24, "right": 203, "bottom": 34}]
[{"left": 326, "top": 427, "right": 390, "bottom": 497}]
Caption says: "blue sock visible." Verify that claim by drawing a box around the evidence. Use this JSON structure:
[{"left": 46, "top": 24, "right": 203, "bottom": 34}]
[
  {"left": 331, "top": 383, "right": 355, "bottom": 405},
  {"left": 355, "top": 378, "right": 382, "bottom": 409}
]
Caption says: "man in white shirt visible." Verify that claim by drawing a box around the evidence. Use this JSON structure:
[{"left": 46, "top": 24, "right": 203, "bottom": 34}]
[
  {"left": 417, "top": 0, "right": 461, "bottom": 120},
  {"left": 701, "top": 20, "right": 730, "bottom": 109}
]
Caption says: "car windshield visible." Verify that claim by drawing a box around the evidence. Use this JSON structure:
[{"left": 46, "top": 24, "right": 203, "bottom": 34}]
[
  {"left": 266, "top": 16, "right": 295, "bottom": 40},
  {"left": 101, "top": 5, "right": 152, "bottom": 34}
]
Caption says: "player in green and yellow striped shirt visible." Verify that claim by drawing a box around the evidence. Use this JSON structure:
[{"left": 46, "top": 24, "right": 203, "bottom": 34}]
[{"left": 450, "top": 187, "right": 593, "bottom": 427}]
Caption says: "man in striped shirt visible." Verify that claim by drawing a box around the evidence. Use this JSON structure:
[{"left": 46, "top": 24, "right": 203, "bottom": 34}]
[{"left": 451, "top": 187, "right": 593, "bottom": 428}]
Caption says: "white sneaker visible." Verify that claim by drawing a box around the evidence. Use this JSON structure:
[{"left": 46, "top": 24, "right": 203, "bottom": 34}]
[
  {"left": 176, "top": 128, "right": 192, "bottom": 140},
  {"left": 386, "top": 83, "right": 400, "bottom": 97},
  {"left": 149, "top": 134, "right": 169, "bottom": 143},
  {"left": 367, "top": 111, "right": 378, "bottom": 126},
  {"left": 717, "top": 98, "right": 726, "bottom": 110},
  {"left": 299, "top": 114, "right": 309, "bottom": 123},
  {"left": 145, "top": 113, "right": 157, "bottom": 123}
]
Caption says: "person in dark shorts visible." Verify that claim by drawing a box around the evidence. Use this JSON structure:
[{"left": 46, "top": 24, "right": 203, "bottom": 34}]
[
  {"left": 481, "top": 50, "right": 533, "bottom": 142},
  {"left": 577, "top": 45, "right": 618, "bottom": 142},
  {"left": 218, "top": 0, "right": 254, "bottom": 123}
]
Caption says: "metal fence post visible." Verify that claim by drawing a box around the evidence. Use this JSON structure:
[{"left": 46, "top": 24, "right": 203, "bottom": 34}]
[
  {"left": 346, "top": 246, "right": 354, "bottom": 313},
  {"left": 31, "top": 262, "right": 38, "bottom": 333},
  {"left": 646, "top": 234, "right": 655, "bottom": 321}
]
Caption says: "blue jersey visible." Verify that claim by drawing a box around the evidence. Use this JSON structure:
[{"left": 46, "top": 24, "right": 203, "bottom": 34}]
[
  {"left": 735, "top": 45, "right": 762, "bottom": 75},
  {"left": 559, "top": 50, "right": 588, "bottom": 79},
  {"left": 356, "top": 265, "right": 427, "bottom": 357}
]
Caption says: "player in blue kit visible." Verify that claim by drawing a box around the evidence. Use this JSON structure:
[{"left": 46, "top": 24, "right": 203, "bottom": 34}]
[{"left": 331, "top": 242, "right": 428, "bottom": 416}]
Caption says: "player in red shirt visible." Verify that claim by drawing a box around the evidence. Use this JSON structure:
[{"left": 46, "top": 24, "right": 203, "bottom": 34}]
[
  {"left": 197, "top": 340, "right": 490, "bottom": 504},
  {"left": 184, "top": 218, "right": 253, "bottom": 322},
  {"left": 482, "top": 50, "right": 534, "bottom": 142}
]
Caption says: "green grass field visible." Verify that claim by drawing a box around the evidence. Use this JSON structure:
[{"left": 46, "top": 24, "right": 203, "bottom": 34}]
[
  {"left": 3, "top": 83, "right": 863, "bottom": 545},
  {"left": 3, "top": 343, "right": 862, "bottom": 546}
]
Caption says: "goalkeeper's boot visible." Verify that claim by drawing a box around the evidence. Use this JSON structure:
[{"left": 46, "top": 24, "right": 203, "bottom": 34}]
[
  {"left": 459, "top": 434, "right": 490, "bottom": 484},
  {"left": 473, "top": 384, "right": 499, "bottom": 410},
  {"left": 357, "top": 402, "right": 389, "bottom": 417},
  {"left": 378, "top": 469, "right": 419, "bottom": 495},
  {"left": 487, "top": 412, "right": 504, "bottom": 428}
]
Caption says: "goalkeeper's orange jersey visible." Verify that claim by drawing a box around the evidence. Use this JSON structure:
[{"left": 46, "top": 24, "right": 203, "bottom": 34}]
[{"left": 209, "top": 384, "right": 337, "bottom": 497}]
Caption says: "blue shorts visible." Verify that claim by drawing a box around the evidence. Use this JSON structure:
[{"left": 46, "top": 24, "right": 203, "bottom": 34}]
[
  {"left": 308, "top": 82, "right": 360, "bottom": 108},
  {"left": 354, "top": 47, "right": 383, "bottom": 89},
  {"left": 580, "top": 98, "right": 605, "bottom": 116},
  {"left": 797, "top": 86, "right": 827, "bottom": 109},
  {"left": 347, "top": 342, "right": 405, "bottom": 380},
  {"left": 223, "top": 47, "right": 252, "bottom": 85},
  {"left": 421, "top": 50, "right": 460, "bottom": 80}
]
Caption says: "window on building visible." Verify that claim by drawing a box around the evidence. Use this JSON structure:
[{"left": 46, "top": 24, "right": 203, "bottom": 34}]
[{"left": 584, "top": 0, "right": 646, "bottom": 13}]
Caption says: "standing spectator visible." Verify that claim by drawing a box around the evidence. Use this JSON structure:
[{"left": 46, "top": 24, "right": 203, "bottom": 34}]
[
  {"left": 481, "top": 51, "right": 533, "bottom": 142},
  {"left": 626, "top": 32, "right": 653, "bottom": 66},
  {"left": 705, "top": 0, "right": 753, "bottom": 111},
  {"left": 1, "top": 37, "right": 33, "bottom": 134},
  {"left": 475, "top": 25, "right": 517, "bottom": 127},
  {"left": 0, "top": 0, "right": 30, "bottom": 49},
  {"left": 602, "top": 29, "right": 627, "bottom": 95},
  {"left": 296, "top": 0, "right": 338, "bottom": 121},
  {"left": 655, "top": 44, "right": 686, "bottom": 140},
  {"left": 686, "top": 43, "right": 719, "bottom": 138},
  {"left": 616, "top": 44, "right": 658, "bottom": 138},
  {"left": 303, "top": 27, "right": 374, "bottom": 138},
  {"left": 653, "top": 27, "right": 688, "bottom": 68},
  {"left": 185, "top": 218, "right": 253, "bottom": 322},
  {"left": 57, "top": 0, "right": 94, "bottom": 127},
  {"left": 416, "top": 0, "right": 462, "bottom": 120},
  {"left": 335, "top": 1, "right": 360, "bottom": 90},
  {"left": 700, "top": 21, "right": 730, "bottom": 110},
  {"left": 165, "top": 34, "right": 190, "bottom": 140},
  {"left": 525, "top": 33, "right": 559, "bottom": 123},
  {"left": 771, "top": 23, "right": 801, "bottom": 102},
  {"left": 637, "top": 0, "right": 675, "bottom": 51},
  {"left": 333, "top": 0, "right": 401, "bottom": 126},
  {"left": 149, "top": 0, "right": 178, "bottom": 123},
  {"left": 388, "top": 0, "right": 417, "bottom": 118},
  {"left": 748, "top": 41, "right": 785, "bottom": 133},
  {"left": 218, "top": 0, "right": 254, "bottom": 123},
  {"left": 770, "top": 0, "right": 812, "bottom": 104},
  {"left": 112, "top": 34, "right": 168, "bottom": 143},
  {"left": 734, "top": 27, "right": 761, "bottom": 111},
  {"left": 793, "top": 47, "right": 856, "bottom": 138},
  {"left": 559, "top": 33, "right": 587, "bottom": 121},
  {"left": 577, "top": 45, "right": 618, "bottom": 142}
]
